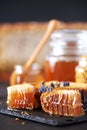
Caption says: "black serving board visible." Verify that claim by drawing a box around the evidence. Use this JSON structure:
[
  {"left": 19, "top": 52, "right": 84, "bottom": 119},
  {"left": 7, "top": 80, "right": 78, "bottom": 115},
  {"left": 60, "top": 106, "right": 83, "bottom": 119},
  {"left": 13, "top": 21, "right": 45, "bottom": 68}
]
[{"left": 0, "top": 82, "right": 87, "bottom": 126}]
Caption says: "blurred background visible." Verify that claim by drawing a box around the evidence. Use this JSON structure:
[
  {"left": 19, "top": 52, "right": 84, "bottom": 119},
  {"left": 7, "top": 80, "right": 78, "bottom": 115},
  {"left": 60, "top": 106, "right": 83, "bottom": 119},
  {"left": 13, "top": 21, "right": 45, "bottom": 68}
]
[
  {"left": 0, "top": 0, "right": 87, "bottom": 23},
  {"left": 0, "top": 0, "right": 87, "bottom": 82}
]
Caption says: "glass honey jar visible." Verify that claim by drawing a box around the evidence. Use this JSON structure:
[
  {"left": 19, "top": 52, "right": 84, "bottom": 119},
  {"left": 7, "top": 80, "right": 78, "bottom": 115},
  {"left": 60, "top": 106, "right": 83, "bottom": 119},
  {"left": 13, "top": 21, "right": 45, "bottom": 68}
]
[
  {"left": 75, "top": 56, "right": 87, "bottom": 83},
  {"left": 44, "top": 30, "right": 87, "bottom": 82},
  {"left": 10, "top": 63, "right": 44, "bottom": 86}
]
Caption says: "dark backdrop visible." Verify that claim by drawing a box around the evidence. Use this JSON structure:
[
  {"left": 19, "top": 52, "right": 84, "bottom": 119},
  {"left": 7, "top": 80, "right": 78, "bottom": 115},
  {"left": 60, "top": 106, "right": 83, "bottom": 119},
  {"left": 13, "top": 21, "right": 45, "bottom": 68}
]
[{"left": 0, "top": 0, "right": 87, "bottom": 23}]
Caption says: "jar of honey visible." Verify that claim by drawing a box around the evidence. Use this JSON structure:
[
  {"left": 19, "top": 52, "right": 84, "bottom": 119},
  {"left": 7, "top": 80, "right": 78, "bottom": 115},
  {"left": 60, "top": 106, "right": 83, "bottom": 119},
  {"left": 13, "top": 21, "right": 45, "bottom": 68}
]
[
  {"left": 44, "top": 30, "right": 87, "bottom": 82},
  {"left": 75, "top": 56, "right": 87, "bottom": 83},
  {"left": 10, "top": 63, "right": 44, "bottom": 86}
]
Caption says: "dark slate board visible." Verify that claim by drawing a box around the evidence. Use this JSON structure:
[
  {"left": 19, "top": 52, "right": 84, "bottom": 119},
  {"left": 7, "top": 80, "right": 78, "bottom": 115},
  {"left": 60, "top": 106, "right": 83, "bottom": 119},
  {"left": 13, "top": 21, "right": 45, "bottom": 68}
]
[{"left": 0, "top": 82, "right": 87, "bottom": 126}]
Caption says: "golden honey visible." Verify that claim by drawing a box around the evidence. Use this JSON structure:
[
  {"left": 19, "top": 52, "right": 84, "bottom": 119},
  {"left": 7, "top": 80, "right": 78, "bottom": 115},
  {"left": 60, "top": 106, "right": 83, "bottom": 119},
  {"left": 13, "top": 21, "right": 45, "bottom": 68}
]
[{"left": 44, "top": 30, "right": 87, "bottom": 82}]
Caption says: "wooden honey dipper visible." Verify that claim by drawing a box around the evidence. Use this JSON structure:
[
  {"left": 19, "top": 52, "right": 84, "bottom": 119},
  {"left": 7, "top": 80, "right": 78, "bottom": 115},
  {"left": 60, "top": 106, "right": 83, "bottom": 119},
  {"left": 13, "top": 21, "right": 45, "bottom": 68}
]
[{"left": 10, "top": 19, "right": 61, "bottom": 85}]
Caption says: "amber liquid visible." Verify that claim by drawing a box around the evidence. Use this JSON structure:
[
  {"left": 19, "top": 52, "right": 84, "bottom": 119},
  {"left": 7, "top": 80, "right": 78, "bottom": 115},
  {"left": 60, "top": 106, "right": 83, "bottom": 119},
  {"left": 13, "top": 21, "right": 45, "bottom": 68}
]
[
  {"left": 10, "top": 70, "right": 44, "bottom": 86},
  {"left": 44, "top": 60, "right": 78, "bottom": 82},
  {"left": 0, "top": 71, "right": 11, "bottom": 82}
]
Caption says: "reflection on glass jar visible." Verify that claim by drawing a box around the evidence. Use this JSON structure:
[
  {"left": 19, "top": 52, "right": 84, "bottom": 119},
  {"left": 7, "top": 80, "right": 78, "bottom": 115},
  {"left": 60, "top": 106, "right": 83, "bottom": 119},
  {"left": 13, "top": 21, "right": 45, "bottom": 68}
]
[{"left": 44, "top": 30, "right": 87, "bottom": 82}]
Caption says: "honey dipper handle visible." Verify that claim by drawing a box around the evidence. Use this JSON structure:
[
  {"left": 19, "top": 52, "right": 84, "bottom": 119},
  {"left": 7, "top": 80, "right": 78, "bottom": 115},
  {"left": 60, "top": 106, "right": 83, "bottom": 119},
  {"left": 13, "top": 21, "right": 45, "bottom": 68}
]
[{"left": 24, "top": 19, "right": 60, "bottom": 71}]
